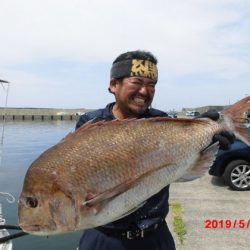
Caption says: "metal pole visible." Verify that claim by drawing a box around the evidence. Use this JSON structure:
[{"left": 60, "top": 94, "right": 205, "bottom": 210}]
[{"left": 1, "top": 81, "right": 10, "bottom": 145}]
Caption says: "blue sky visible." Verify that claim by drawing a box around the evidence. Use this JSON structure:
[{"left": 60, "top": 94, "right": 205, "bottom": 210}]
[{"left": 0, "top": 0, "right": 249, "bottom": 112}]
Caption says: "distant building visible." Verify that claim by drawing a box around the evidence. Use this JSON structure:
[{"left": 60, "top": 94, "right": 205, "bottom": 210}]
[{"left": 182, "top": 105, "right": 229, "bottom": 114}]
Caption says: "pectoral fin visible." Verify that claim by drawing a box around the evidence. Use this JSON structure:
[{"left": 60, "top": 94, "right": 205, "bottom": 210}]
[
  {"left": 82, "top": 162, "right": 173, "bottom": 210},
  {"left": 178, "top": 142, "right": 219, "bottom": 182},
  {"left": 82, "top": 181, "right": 136, "bottom": 207}
]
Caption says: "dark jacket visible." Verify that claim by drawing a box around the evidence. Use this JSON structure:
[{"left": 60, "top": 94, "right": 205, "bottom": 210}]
[{"left": 76, "top": 103, "right": 170, "bottom": 230}]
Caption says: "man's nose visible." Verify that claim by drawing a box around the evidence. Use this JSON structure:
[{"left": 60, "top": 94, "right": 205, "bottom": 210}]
[{"left": 138, "top": 85, "right": 149, "bottom": 95}]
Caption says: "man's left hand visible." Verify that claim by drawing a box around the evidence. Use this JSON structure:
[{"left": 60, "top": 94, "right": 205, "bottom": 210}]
[{"left": 198, "top": 110, "right": 236, "bottom": 150}]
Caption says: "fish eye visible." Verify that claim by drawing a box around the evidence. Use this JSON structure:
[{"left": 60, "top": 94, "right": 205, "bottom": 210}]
[{"left": 26, "top": 197, "right": 38, "bottom": 208}]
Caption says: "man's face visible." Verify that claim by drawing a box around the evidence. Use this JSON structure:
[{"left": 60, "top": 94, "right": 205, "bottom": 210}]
[{"left": 110, "top": 76, "right": 156, "bottom": 117}]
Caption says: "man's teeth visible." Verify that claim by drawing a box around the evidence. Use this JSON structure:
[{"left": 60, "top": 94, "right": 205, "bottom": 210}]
[{"left": 134, "top": 97, "right": 145, "bottom": 104}]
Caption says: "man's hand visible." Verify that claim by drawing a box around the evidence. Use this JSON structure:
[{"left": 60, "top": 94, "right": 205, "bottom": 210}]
[
  {"left": 198, "top": 110, "right": 236, "bottom": 150},
  {"left": 212, "top": 131, "right": 236, "bottom": 150}
]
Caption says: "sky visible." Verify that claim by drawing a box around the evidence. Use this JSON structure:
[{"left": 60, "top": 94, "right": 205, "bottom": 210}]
[{"left": 0, "top": 0, "right": 250, "bottom": 112}]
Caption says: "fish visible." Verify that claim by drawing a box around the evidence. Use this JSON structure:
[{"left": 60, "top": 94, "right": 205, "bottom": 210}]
[{"left": 18, "top": 96, "right": 250, "bottom": 236}]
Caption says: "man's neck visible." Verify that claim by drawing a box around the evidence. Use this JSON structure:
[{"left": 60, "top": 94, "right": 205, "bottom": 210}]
[{"left": 112, "top": 104, "right": 138, "bottom": 120}]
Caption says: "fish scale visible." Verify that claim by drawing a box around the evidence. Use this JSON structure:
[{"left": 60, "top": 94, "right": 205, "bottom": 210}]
[
  {"left": 21, "top": 119, "right": 217, "bottom": 233},
  {"left": 18, "top": 96, "right": 250, "bottom": 235}
]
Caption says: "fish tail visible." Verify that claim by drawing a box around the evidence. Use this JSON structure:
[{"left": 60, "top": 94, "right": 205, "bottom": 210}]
[{"left": 222, "top": 96, "right": 250, "bottom": 146}]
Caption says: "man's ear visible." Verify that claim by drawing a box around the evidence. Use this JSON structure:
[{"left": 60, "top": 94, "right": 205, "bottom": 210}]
[{"left": 109, "top": 78, "right": 120, "bottom": 94}]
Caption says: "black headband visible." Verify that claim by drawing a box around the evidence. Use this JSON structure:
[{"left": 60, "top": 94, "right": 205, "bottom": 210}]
[{"left": 110, "top": 59, "right": 158, "bottom": 82}]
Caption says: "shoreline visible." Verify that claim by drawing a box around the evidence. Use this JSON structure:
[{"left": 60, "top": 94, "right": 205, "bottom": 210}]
[{"left": 0, "top": 107, "right": 93, "bottom": 121}]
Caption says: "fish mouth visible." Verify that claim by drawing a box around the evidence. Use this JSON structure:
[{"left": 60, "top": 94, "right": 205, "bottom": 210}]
[
  {"left": 19, "top": 223, "right": 57, "bottom": 236},
  {"left": 19, "top": 224, "right": 42, "bottom": 233}
]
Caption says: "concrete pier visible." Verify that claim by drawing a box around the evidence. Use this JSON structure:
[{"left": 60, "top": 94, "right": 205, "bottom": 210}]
[{"left": 0, "top": 107, "right": 93, "bottom": 121}]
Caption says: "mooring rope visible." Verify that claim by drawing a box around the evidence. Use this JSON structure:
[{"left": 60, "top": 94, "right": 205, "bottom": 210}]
[
  {"left": 0, "top": 231, "right": 28, "bottom": 244},
  {"left": 0, "top": 193, "right": 28, "bottom": 244}
]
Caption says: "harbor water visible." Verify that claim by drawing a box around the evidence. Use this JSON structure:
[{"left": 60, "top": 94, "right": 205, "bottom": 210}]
[{"left": 0, "top": 120, "right": 83, "bottom": 250}]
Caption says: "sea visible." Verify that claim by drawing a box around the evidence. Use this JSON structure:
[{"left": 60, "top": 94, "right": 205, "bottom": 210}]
[{"left": 0, "top": 120, "right": 83, "bottom": 250}]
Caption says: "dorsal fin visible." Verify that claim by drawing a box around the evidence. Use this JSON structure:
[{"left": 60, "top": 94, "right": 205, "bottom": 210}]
[
  {"left": 147, "top": 116, "right": 210, "bottom": 124},
  {"left": 61, "top": 119, "right": 133, "bottom": 142},
  {"left": 62, "top": 116, "right": 210, "bottom": 143},
  {"left": 75, "top": 118, "right": 136, "bottom": 133},
  {"left": 77, "top": 116, "right": 209, "bottom": 132}
]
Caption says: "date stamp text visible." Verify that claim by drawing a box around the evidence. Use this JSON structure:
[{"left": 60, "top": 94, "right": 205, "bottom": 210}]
[{"left": 204, "top": 219, "right": 250, "bottom": 229}]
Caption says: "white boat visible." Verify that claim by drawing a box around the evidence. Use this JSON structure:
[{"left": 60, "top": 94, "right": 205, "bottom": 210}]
[
  {"left": 0, "top": 193, "right": 15, "bottom": 250},
  {"left": 0, "top": 228, "right": 12, "bottom": 250}
]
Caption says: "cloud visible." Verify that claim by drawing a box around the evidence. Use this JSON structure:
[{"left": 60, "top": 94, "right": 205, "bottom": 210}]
[{"left": 0, "top": 0, "right": 250, "bottom": 110}]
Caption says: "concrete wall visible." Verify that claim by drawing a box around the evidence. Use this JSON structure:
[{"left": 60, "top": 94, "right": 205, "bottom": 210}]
[
  {"left": 0, "top": 107, "right": 94, "bottom": 121},
  {"left": 0, "top": 107, "right": 92, "bottom": 116}
]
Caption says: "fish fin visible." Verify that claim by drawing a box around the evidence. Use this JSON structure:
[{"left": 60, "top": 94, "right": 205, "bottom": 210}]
[
  {"left": 62, "top": 119, "right": 105, "bottom": 141},
  {"left": 91, "top": 203, "right": 103, "bottom": 215},
  {"left": 223, "top": 96, "right": 250, "bottom": 146},
  {"left": 77, "top": 192, "right": 104, "bottom": 215},
  {"left": 66, "top": 117, "right": 210, "bottom": 142},
  {"left": 177, "top": 142, "right": 219, "bottom": 182},
  {"left": 64, "top": 118, "right": 137, "bottom": 140},
  {"left": 146, "top": 117, "right": 212, "bottom": 127},
  {"left": 59, "top": 119, "right": 108, "bottom": 142},
  {"left": 82, "top": 162, "right": 172, "bottom": 208},
  {"left": 82, "top": 181, "right": 134, "bottom": 207},
  {"left": 82, "top": 184, "right": 146, "bottom": 216},
  {"left": 82, "top": 171, "right": 151, "bottom": 208}
]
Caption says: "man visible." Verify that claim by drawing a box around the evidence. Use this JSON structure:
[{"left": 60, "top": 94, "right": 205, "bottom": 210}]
[{"left": 76, "top": 50, "right": 234, "bottom": 250}]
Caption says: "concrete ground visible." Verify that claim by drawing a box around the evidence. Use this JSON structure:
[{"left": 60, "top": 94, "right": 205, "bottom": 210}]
[{"left": 166, "top": 174, "right": 250, "bottom": 250}]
